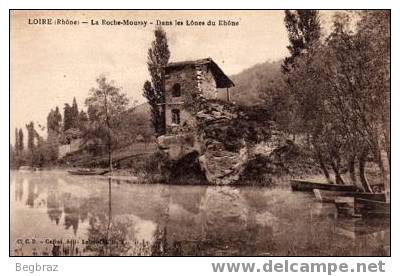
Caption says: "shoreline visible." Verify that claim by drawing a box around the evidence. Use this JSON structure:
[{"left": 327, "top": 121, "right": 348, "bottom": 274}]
[{"left": 11, "top": 167, "right": 298, "bottom": 187}]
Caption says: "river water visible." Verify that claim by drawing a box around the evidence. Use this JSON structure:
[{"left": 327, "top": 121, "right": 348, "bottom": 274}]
[{"left": 10, "top": 170, "right": 389, "bottom": 256}]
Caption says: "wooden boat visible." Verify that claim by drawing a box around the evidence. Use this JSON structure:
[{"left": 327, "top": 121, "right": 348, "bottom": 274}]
[
  {"left": 355, "top": 198, "right": 390, "bottom": 218},
  {"left": 290, "top": 179, "right": 358, "bottom": 192},
  {"left": 67, "top": 169, "right": 108, "bottom": 176},
  {"left": 314, "top": 189, "right": 387, "bottom": 203},
  {"left": 334, "top": 196, "right": 358, "bottom": 217},
  {"left": 354, "top": 192, "right": 387, "bottom": 202},
  {"left": 313, "top": 189, "right": 354, "bottom": 203}
]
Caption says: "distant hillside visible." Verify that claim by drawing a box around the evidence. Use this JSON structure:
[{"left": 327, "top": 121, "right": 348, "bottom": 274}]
[
  {"left": 134, "top": 101, "right": 151, "bottom": 115},
  {"left": 123, "top": 102, "right": 155, "bottom": 141},
  {"left": 218, "top": 60, "right": 283, "bottom": 106}
]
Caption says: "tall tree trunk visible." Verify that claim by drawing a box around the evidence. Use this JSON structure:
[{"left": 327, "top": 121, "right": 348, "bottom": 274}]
[
  {"left": 376, "top": 149, "right": 389, "bottom": 201},
  {"left": 330, "top": 160, "right": 345, "bottom": 185},
  {"left": 358, "top": 151, "right": 372, "bottom": 193},
  {"left": 386, "top": 149, "right": 391, "bottom": 169},
  {"left": 348, "top": 156, "right": 357, "bottom": 186},
  {"left": 315, "top": 150, "right": 333, "bottom": 184}
]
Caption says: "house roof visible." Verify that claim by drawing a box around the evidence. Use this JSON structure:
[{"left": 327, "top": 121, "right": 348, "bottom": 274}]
[{"left": 164, "top": 58, "right": 235, "bottom": 88}]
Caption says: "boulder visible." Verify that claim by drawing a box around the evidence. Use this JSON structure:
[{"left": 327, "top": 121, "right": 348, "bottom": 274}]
[
  {"left": 157, "top": 133, "right": 200, "bottom": 161},
  {"left": 199, "top": 146, "right": 249, "bottom": 185}
]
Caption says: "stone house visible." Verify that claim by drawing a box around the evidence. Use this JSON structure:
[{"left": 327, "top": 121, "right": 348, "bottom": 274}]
[
  {"left": 163, "top": 58, "right": 234, "bottom": 134},
  {"left": 160, "top": 58, "right": 279, "bottom": 185}
]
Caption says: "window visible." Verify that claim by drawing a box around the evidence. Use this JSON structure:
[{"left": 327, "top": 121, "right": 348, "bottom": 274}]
[
  {"left": 172, "top": 83, "right": 181, "bottom": 97},
  {"left": 172, "top": 109, "right": 181, "bottom": 125}
]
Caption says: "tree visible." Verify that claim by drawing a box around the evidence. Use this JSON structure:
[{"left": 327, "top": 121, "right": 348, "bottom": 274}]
[
  {"left": 85, "top": 75, "right": 129, "bottom": 251},
  {"left": 46, "top": 106, "right": 63, "bottom": 162},
  {"left": 53, "top": 107, "right": 62, "bottom": 134},
  {"left": 10, "top": 144, "right": 17, "bottom": 168},
  {"left": 283, "top": 11, "right": 390, "bottom": 192},
  {"left": 26, "top": 122, "right": 35, "bottom": 166},
  {"left": 63, "top": 103, "right": 73, "bottom": 131},
  {"left": 356, "top": 10, "right": 390, "bottom": 190},
  {"left": 33, "top": 131, "right": 47, "bottom": 167},
  {"left": 78, "top": 110, "right": 89, "bottom": 130},
  {"left": 281, "top": 9, "right": 334, "bottom": 183},
  {"left": 26, "top": 122, "right": 35, "bottom": 152},
  {"left": 281, "top": 9, "right": 323, "bottom": 144},
  {"left": 143, "top": 80, "right": 161, "bottom": 135},
  {"left": 71, "top": 97, "right": 80, "bottom": 128},
  {"left": 14, "top": 128, "right": 19, "bottom": 155},
  {"left": 18, "top": 128, "right": 24, "bottom": 153},
  {"left": 143, "top": 27, "right": 170, "bottom": 136},
  {"left": 84, "top": 74, "right": 129, "bottom": 166},
  {"left": 321, "top": 12, "right": 390, "bottom": 192},
  {"left": 282, "top": 10, "right": 321, "bottom": 73}
]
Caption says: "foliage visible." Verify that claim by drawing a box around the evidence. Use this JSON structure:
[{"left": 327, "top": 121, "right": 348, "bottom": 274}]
[
  {"left": 63, "top": 104, "right": 73, "bottom": 132},
  {"left": 143, "top": 27, "right": 170, "bottom": 136},
  {"left": 71, "top": 97, "right": 80, "bottom": 128},
  {"left": 281, "top": 10, "right": 390, "bottom": 191},
  {"left": 143, "top": 80, "right": 162, "bottom": 136},
  {"left": 84, "top": 75, "right": 130, "bottom": 155},
  {"left": 77, "top": 110, "right": 88, "bottom": 130},
  {"left": 282, "top": 10, "right": 321, "bottom": 73}
]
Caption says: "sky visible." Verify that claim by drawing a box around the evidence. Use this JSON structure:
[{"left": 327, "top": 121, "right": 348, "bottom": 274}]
[{"left": 10, "top": 10, "right": 336, "bottom": 142}]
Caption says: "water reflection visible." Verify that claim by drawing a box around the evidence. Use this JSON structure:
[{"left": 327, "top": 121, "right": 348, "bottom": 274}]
[
  {"left": 47, "top": 191, "right": 62, "bottom": 225},
  {"left": 10, "top": 171, "right": 390, "bottom": 256}
]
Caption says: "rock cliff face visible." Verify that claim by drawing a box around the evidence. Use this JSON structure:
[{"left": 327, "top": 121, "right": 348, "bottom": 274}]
[
  {"left": 198, "top": 147, "right": 249, "bottom": 185},
  {"left": 194, "top": 99, "right": 250, "bottom": 185},
  {"left": 158, "top": 96, "right": 287, "bottom": 185}
]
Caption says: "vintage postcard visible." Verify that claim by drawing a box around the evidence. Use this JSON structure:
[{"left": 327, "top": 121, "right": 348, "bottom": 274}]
[{"left": 10, "top": 10, "right": 390, "bottom": 257}]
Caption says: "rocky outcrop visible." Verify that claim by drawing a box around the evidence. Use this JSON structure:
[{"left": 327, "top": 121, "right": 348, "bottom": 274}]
[
  {"left": 158, "top": 96, "right": 291, "bottom": 185},
  {"left": 199, "top": 146, "right": 248, "bottom": 185},
  {"left": 157, "top": 133, "right": 200, "bottom": 161},
  {"left": 194, "top": 98, "right": 278, "bottom": 185}
]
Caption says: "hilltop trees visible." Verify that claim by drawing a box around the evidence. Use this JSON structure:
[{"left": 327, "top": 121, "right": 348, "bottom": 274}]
[
  {"left": 60, "top": 98, "right": 89, "bottom": 145},
  {"left": 47, "top": 107, "right": 62, "bottom": 161},
  {"left": 63, "top": 103, "right": 73, "bottom": 132},
  {"left": 18, "top": 129, "right": 24, "bottom": 153},
  {"left": 11, "top": 128, "right": 25, "bottom": 168},
  {"left": 62, "top": 97, "right": 83, "bottom": 132},
  {"left": 14, "top": 128, "right": 19, "bottom": 155},
  {"left": 143, "top": 27, "right": 170, "bottom": 136},
  {"left": 11, "top": 97, "right": 90, "bottom": 168}
]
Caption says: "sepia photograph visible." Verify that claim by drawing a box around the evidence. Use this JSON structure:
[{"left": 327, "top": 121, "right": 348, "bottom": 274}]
[{"left": 10, "top": 10, "right": 390, "bottom": 257}]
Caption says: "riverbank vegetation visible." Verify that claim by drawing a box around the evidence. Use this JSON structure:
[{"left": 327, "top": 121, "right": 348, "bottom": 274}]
[
  {"left": 276, "top": 11, "right": 389, "bottom": 192},
  {"left": 11, "top": 11, "right": 389, "bottom": 190}
]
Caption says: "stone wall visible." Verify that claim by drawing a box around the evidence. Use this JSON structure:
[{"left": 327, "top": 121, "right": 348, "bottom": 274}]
[
  {"left": 164, "top": 63, "right": 220, "bottom": 135},
  {"left": 196, "top": 64, "right": 218, "bottom": 99},
  {"left": 165, "top": 65, "right": 198, "bottom": 134}
]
